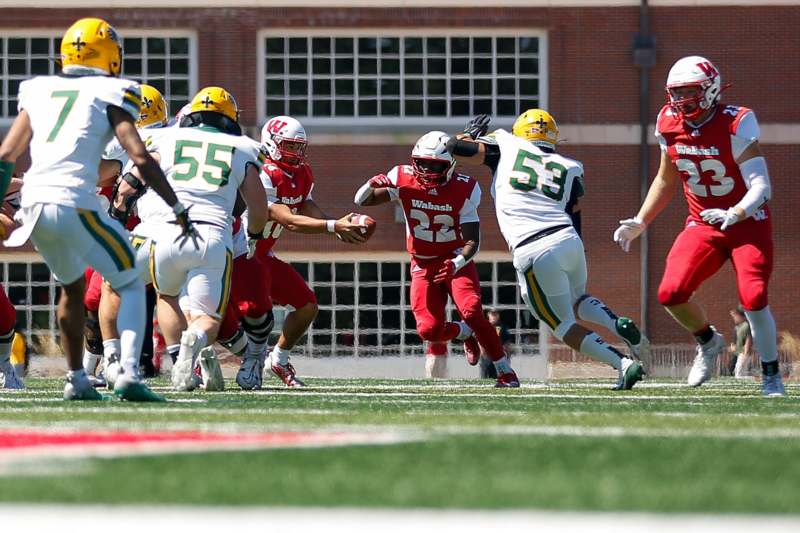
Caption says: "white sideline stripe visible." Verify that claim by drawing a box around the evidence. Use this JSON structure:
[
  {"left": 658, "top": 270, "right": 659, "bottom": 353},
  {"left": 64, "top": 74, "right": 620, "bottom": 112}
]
[{"left": 1, "top": 505, "right": 800, "bottom": 533}]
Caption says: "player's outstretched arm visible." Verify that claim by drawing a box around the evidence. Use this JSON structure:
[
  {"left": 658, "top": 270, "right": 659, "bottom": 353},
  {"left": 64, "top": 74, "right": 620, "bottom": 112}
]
[
  {"left": 268, "top": 202, "right": 365, "bottom": 243},
  {"left": 0, "top": 109, "right": 33, "bottom": 198},
  {"left": 300, "top": 200, "right": 367, "bottom": 245},
  {"left": 353, "top": 174, "right": 395, "bottom": 206},
  {"left": 614, "top": 150, "right": 679, "bottom": 252}
]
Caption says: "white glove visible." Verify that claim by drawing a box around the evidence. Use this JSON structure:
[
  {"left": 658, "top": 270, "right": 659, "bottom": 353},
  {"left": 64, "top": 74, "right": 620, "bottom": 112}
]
[
  {"left": 613, "top": 217, "right": 646, "bottom": 252},
  {"left": 700, "top": 208, "right": 740, "bottom": 231},
  {"left": 246, "top": 238, "right": 257, "bottom": 259},
  {"left": 260, "top": 138, "right": 280, "bottom": 161}
]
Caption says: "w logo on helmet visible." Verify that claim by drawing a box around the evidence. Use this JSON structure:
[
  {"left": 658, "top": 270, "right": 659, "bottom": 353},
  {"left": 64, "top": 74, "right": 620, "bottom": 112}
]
[
  {"left": 267, "top": 119, "right": 287, "bottom": 135},
  {"left": 696, "top": 61, "right": 718, "bottom": 78}
]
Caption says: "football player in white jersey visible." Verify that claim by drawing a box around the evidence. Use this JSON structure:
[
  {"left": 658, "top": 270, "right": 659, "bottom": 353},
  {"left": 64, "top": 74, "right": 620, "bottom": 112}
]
[
  {"left": 80, "top": 84, "right": 171, "bottom": 388},
  {"left": 0, "top": 18, "right": 196, "bottom": 401},
  {"left": 446, "top": 110, "right": 648, "bottom": 389},
  {"left": 132, "top": 86, "right": 269, "bottom": 392}
]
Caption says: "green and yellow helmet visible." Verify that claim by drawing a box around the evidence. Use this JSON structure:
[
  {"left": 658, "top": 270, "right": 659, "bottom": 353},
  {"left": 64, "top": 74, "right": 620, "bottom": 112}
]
[
  {"left": 512, "top": 108, "right": 559, "bottom": 150},
  {"left": 189, "top": 86, "right": 239, "bottom": 123},
  {"left": 137, "top": 84, "right": 169, "bottom": 128},
  {"left": 61, "top": 18, "right": 122, "bottom": 76}
]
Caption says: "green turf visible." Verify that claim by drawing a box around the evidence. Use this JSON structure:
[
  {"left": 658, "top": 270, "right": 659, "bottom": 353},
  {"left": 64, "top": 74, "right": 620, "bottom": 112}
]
[{"left": 1, "top": 377, "right": 799, "bottom": 513}]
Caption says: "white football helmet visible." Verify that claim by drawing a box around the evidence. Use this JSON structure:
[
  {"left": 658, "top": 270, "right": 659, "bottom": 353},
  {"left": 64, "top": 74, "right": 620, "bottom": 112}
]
[
  {"left": 665, "top": 55, "right": 722, "bottom": 121},
  {"left": 261, "top": 116, "right": 307, "bottom": 168},
  {"left": 411, "top": 131, "right": 455, "bottom": 189}
]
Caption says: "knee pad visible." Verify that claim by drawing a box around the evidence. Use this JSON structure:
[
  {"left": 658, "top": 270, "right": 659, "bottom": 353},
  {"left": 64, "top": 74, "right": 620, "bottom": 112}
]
[{"left": 242, "top": 310, "right": 275, "bottom": 343}]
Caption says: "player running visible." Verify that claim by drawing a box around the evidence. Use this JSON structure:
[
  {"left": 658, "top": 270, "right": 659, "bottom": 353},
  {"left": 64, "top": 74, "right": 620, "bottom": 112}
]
[
  {"left": 354, "top": 131, "right": 520, "bottom": 387},
  {"left": 224, "top": 116, "right": 366, "bottom": 389},
  {"left": 0, "top": 18, "right": 194, "bottom": 401},
  {"left": 613, "top": 56, "right": 784, "bottom": 396},
  {"left": 134, "top": 86, "right": 268, "bottom": 392},
  {"left": 446, "top": 110, "right": 647, "bottom": 390}
]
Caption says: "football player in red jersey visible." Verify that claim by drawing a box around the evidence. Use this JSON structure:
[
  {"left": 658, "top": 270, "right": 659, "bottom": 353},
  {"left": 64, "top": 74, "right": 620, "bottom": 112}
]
[
  {"left": 614, "top": 56, "right": 784, "bottom": 396},
  {"left": 220, "top": 116, "right": 366, "bottom": 389},
  {"left": 354, "top": 131, "right": 519, "bottom": 387}
]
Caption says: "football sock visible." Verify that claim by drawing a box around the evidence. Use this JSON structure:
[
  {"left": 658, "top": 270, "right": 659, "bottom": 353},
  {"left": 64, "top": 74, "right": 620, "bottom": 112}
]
[
  {"left": 579, "top": 332, "right": 624, "bottom": 370},
  {"left": 744, "top": 306, "right": 779, "bottom": 363},
  {"left": 455, "top": 321, "right": 472, "bottom": 341},
  {"left": 167, "top": 344, "right": 180, "bottom": 364},
  {"left": 82, "top": 349, "right": 101, "bottom": 375},
  {"left": 66, "top": 368, "right": 88, "bottom": 383},
  {"left": 218, "top": 327, "right": 247, "bottom": 357},
  {"left": 493, "top": 355, "right": 513, "bottom": 374},
  {"left": 693, "top": 325, "right": 715, "bottom": 345},
  {"left": 762, "top": 360, "right": 780, "bottom": 377},
  {"left": 271, "top": 345, "right": 291, "bottom": 366},
  {"left": 576, "top": 295, "right": 618, "bottom": 332},
  {"left": 243, "top": 312, "right": 274, "bottom": 353},
  {"left": 103, "top": 339, "right": 121, "bottom": 362},
  {"left": 117, "top": 281, "right": 146, "bottom": 376}
]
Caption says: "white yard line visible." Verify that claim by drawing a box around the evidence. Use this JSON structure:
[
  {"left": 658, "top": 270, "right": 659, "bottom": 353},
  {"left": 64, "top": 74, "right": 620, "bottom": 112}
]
[{"left": 0, "top": 505, "right": 798, "bottom": 533}]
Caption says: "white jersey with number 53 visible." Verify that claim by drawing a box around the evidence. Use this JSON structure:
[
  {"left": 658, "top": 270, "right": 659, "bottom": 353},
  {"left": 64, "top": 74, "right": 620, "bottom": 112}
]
[
  {"left": 488, "top": 129, "right": 584, "bottom": 250},
  {"left": 145, "top": 126, "right": 263, "bottom": 230},
  {"left": 17, "top": 74, "right": 141, "bottom": 211}
]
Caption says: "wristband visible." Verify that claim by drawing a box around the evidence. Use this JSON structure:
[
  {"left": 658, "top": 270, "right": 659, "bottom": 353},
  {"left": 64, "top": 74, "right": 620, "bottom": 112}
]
[
  {"left": 0, "top": 160, "right": 14, "bottom": 199},
  {"left": 451, "top": 254, "right": 467, "bottom": 272},
  {"left": 326, "top": 219, "right": 336, "bottom": 233}
]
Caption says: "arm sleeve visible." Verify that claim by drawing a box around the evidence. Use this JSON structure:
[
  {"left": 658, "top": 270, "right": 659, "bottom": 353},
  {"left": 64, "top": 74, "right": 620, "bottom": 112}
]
[
  {"left": 734, "top": 156, "right": 771, "bottom": 217},
  {"left": 731, "top": 111, "right": 760, "bottom": 160},
  {"left": 385, "top": 166, "right": 401, "bottom": 202},
  {"left": 654, "top": 108, "right": 668, "bottom": 152},
  {"left": 459, "top": 182, "right": 481, "bottom": 224},
  {"left": 260, "top": 168, "right": 280, "bottom": 206}
]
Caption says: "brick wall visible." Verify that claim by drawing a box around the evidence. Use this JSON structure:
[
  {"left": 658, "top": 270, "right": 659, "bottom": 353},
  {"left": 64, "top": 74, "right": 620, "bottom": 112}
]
[{"left": 2, "top": 5, "right": 798, "bottom": 342}]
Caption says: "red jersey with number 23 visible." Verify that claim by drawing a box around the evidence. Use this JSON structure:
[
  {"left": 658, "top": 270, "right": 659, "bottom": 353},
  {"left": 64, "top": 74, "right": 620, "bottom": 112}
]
[
  {"left": 254, "top": 160, "right": 315, "bottom": 256},
  {"left": 655, "top": 104, "right": 769, "bottom": 225},
  {"left": 386, "top": 165, "right": 481, "bottom": 259}
]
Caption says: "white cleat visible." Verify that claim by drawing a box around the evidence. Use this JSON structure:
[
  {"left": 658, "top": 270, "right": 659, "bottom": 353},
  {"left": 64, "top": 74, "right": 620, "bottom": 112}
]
[
  {"left": 687, "top": 329, "right": 725, "bottom": 387},
  {"left": 0, "top": 364, "right": 24, "bottom": 389},
  {"left": 762, "top": 373, "right": 786, "bottom": 397},
  {"left": 104, "top": 361, "right": 122, "bottom": 390},
  {"left": 198, "top": 347, "right": 224, "bottom": 392},
  {"left": 171, "top": 331, "right": 202, "bottom": 391},
  {"left": 64, "top": 376, "right": 103, "bottom": 401}
]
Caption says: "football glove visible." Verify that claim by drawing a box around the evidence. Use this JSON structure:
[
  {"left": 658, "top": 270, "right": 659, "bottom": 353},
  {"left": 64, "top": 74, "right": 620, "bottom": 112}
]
[
  {"left": 433, "top": 260, "right": 456, "bottom": 284},
  {"left": 613, "top": 217, "right": 646, "bottom": 252},
  {"left": 700, "top": 208, "right": 740, "bottom": 231},
  {"left": 464, "top": 114, "right": 491, "bottom": 140},
  {"left": 171, "top": 202, "right": 203, "bottom": 250},
  {"left": 246, "top": 230, "right": 263, "bottom": 259},
  {"left": 368, "top": 173, "right": 395, "bottom": 189}
]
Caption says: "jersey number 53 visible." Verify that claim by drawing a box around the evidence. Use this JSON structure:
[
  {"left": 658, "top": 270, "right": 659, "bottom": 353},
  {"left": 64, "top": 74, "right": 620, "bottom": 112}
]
[{"left": 509, "top": 149, "right": 568, "bottom": 201}]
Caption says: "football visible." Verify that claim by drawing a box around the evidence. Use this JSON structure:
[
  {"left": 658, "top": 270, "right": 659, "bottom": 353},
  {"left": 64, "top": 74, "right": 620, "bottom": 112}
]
[{"left": 352, "top": 213, "right": 377, "bottom": 240}]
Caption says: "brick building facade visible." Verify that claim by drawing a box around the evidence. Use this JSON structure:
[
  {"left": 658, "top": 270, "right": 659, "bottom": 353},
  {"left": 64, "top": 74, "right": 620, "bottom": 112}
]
[{"left": 1, "top": 1, "right": 798, "bottom": 343}]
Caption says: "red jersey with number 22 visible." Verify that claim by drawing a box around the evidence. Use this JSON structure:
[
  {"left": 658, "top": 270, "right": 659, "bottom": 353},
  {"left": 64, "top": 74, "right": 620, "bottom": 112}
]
[
  {"left": 254, "top": 160, "right": 315, "bottom": 256},
  {"left": 655, "top": 104, "right": 769, "bottom": 224},
  {"left": 387, "top": 164, "right": 480, "bottom": 259}
]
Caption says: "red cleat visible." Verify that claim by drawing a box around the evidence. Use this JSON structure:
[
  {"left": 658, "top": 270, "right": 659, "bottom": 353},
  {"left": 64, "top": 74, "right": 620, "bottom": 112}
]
[
  {"left": 495, "top": 371, "right": 520, "bottom": 388},
  {"left": 463, "top": 335, "right": 480, "bottom": 366},
  {"left": 270, "top": 360, "right": 306, "bottom": 388}
]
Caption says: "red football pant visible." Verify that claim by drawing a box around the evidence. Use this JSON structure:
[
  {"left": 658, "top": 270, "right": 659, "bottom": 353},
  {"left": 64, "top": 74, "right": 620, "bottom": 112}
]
[
  {"left": 0, "top": 283, "right": 16, "bottom": 335},
  {"left": 219, "top": 254, "right": 317, "bottom": 339},
  {"left": 83, "top": 268, "right": 102, "bottom": 312},
  {"left": 658, "top": 219, "right": 773, "bottom": 311},
  {"left": 410, "top": 260, "right": 505, "bottom": 360}
]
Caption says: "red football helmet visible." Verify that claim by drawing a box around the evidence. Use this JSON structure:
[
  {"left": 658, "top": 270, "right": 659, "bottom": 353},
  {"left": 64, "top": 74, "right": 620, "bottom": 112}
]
[
  {"left": 260, "top": 116, "right": 307, "bottom": 170},
  {"left": 410, "top": 131, "right": 455, "bottom": 189},
  {"left": 665, "top": 56, "right": 724, "bottom": 121}
]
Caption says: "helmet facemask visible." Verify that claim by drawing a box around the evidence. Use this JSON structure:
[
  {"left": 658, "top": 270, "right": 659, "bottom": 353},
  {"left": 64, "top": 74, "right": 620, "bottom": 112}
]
[
  {"left": 273, "top": 136, "right": 307, "bottom": 167},
  {"left": 411, "top": 156, "right": 454, "bottom": 189},
  {"left": 666, "top": 82, "right": 717, "bottom": 121}
]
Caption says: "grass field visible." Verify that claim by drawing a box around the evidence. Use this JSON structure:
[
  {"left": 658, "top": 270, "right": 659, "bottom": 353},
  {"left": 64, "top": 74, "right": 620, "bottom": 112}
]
[{"left": 1, "top": 377, "right": 799, "bottom": 515}]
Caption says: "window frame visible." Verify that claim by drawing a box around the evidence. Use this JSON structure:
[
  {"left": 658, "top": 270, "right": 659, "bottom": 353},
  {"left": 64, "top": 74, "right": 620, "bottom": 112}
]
[
  {"left": 256, "top": 27, "right": 548, "bottom": 129},
  {"left": 0, "top": 28, "right": 199, "bottom": 127}
]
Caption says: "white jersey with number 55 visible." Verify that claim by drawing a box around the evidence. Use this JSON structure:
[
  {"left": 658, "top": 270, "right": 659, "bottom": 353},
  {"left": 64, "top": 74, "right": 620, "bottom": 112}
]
[
  {"left": 145, "top": 126, "right": 263, "bottom": 230},
  {"left": 488, "top": 129, "right": 584, "bottom": 250},
  {"left": 17, "top": 75, "right": 141, "bottom": 211}
]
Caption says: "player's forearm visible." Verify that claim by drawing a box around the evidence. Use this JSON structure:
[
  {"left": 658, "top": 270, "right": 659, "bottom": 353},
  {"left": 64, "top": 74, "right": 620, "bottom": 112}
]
[
  {"left": 300, "top": 199, "right": 326, "bottom": 220},
  {"left": 354, "top": 182, "right": 392, "bottom": 206},
  {"left": 274, "top": 212, "right": 327, "bottom": 234},
  {"left": 636, "top": 176, "right": 676, "bottom": 225},
  {"left": 460, "top": 239, "right": 479, "bottom": 263},
  {"left": 445, "top": 135, "right": 485, "bottom": 164},
  {"left": 137, "top": 156, "right": 178, "bottom": 207},
  {"left": 733, "top": 157, "right": 771, "bottom": 218}
]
